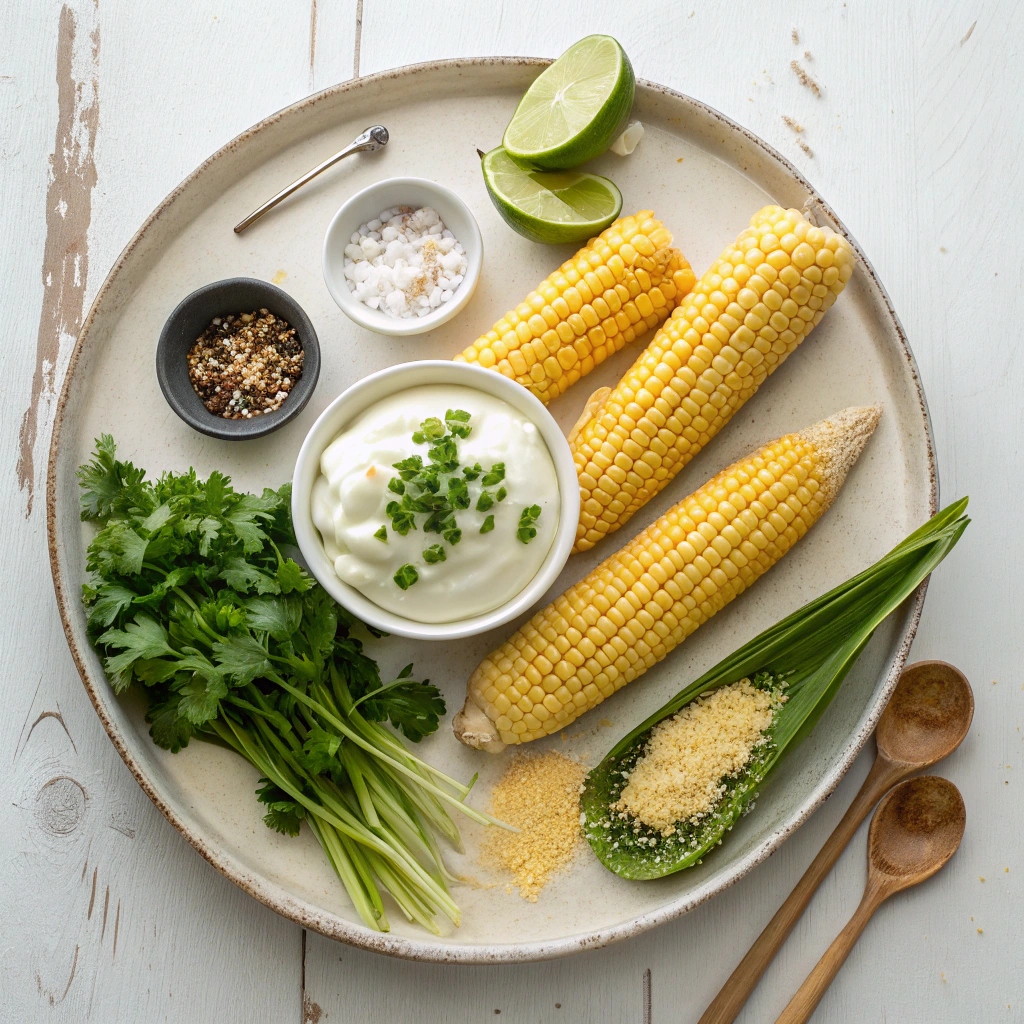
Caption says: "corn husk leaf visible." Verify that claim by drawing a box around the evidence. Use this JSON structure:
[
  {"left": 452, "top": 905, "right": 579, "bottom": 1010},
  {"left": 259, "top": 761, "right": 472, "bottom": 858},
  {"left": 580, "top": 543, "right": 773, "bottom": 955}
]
[{"left": 581, "top": 498, "right": 969, "bottom": 880}]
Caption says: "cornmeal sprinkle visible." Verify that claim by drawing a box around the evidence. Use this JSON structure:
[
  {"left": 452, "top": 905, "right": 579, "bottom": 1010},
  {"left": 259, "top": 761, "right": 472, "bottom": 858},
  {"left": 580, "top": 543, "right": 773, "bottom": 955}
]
[
  {"left": 483, "top": 752, "right": 587, "bottom": 901},
  {"left": 614, "top": 679, "right": 782, "bottom": 835}
]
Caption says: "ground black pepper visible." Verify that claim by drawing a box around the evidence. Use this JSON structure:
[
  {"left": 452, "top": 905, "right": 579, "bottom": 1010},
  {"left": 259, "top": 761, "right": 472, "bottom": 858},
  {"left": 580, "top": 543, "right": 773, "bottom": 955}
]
[{"left": 187, "top": 309, "right": 303, "bottom": 418}]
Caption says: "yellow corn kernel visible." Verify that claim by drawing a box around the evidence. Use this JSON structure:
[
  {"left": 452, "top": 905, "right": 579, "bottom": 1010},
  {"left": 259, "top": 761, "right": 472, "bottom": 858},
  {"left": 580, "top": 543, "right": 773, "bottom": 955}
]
[
  {"left": 453, "top": 406, "right": 880, "bottom": 750},
  {"left": 454, "top": 212, "right": 696, "bottom": 403},
  {"left": 571, "top": 205, "right": 855, "bottom": 551}
]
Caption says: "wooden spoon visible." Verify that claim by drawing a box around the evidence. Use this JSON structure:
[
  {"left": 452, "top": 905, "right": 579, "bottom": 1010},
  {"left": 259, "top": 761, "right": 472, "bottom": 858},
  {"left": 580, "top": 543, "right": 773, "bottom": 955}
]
[
  {"left": 774, "top": 775, "right": 966, "bottom": 1023},
  {"left": 698, "top": 660, "right": 973, "bottom": 1024}
]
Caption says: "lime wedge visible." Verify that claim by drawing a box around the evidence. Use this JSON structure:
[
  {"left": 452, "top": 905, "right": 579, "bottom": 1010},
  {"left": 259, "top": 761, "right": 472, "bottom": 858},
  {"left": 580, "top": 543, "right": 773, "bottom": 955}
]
[
  {"left": 482, "top": 147, "right": 623, "bottom": 245},
  {"left": 503, "top": 35, "right": 635, "bottom": 170}
]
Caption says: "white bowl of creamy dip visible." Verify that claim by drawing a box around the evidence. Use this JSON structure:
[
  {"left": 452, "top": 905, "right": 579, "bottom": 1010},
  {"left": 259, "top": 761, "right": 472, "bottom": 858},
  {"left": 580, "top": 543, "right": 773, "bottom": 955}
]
[{"left": 292, "top": 361, "right": 579, "bottom": 640}]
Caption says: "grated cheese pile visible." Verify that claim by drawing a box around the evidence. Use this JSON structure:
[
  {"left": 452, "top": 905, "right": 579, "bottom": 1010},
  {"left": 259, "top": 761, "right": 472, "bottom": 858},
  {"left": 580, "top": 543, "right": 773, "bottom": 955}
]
[
  {"left": 482, "top": 752, "right": 587, "bottom": 902},
  {"left": 614, "top": 679, "right": 781, "bottom": 835}
]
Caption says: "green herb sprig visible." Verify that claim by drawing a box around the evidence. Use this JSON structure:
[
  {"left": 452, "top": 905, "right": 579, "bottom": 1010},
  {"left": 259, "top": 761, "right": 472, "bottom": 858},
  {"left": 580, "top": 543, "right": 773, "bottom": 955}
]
[{"left": 78, "top": 436, "right": 506, "bottom": 934}]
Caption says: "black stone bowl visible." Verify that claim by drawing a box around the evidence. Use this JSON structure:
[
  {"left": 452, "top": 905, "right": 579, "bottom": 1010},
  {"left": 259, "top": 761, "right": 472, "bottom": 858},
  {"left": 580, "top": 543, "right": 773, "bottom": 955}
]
[{"left": 156, "top": 277, "right": 320, "bottom": 440}]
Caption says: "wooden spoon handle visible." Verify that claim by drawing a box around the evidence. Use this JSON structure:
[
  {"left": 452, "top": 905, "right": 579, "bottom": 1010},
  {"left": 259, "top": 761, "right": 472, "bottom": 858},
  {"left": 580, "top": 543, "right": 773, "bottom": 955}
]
[
  {"left": 774, "top": 885, "right": 888, "bottom": 1024},
  {"left": 698, "top": 756, "right": 905, "bottom": 1024}
]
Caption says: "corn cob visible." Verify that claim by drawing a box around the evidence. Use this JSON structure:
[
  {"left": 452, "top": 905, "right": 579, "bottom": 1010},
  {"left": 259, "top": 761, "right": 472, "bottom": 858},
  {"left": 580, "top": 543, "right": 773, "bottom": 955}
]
[
  {"left": 454, "top": 212, "right": 696, "bottom": 404},
  {"left": 571, "top": 205, "right": 855, "bottom": 551},
  {"left": 453, "top": 405, "right": 880, "bottom": 752}
]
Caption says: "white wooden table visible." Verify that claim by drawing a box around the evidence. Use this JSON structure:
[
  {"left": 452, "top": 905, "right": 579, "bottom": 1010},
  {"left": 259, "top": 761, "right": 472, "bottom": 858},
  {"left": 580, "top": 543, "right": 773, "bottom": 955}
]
[{"left": 3, "top": 2, "right": 1021, "bottom": 1020}]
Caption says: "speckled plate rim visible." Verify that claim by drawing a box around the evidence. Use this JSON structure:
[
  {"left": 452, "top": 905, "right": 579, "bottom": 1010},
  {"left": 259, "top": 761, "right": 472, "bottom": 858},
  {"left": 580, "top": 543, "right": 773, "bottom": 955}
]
[{"left": 46, "top": 57, "right": 938, "bottom": 964}]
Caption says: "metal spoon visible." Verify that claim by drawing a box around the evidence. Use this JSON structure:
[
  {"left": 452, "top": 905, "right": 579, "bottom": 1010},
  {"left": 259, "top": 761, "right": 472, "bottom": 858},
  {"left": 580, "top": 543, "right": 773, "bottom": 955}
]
[
  {"left": 233, "top": 125, "right": 389, "bottom": 234},
  {"left": 699, "top": 660, "right": 974, "bottom": 1024},
  {"left": 774, "top": 775, "right": 966, "bottom": 1023}
]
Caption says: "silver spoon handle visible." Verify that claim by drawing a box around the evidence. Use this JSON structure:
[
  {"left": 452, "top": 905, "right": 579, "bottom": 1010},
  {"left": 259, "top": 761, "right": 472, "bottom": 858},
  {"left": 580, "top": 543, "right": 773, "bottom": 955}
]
[{"left": 233, "top": 125, "right": 389, "bottom": 234}]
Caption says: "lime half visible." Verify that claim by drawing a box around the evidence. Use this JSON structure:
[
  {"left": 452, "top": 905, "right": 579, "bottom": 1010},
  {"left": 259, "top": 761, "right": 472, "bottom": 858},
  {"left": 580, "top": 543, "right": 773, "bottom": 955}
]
[
  {"left": 503, "top": 35, "right": 635, "bottom": 170},
  {"left": 482, "top": 147, "right": 622, "bottom": 245}
]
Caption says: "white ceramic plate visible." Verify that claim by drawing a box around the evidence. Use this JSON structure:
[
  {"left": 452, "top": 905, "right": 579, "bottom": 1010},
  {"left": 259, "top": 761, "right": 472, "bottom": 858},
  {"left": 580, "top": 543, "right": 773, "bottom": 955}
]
[{"left": 48, "top": 59, "right": 936, "bottom": 964}]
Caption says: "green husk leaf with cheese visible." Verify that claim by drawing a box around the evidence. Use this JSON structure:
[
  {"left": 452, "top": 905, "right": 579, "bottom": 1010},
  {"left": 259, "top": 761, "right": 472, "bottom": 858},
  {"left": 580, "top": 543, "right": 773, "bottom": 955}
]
[{"left": 582, "top": 498, "right": 970, "bottom": 880}]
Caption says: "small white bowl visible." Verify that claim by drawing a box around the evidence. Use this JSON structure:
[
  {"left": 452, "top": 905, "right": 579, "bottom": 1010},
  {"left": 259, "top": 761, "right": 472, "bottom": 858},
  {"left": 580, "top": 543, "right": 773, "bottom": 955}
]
[
  {"left": 292, "top": 361, "right": 580, "bottom": 640},
  {"left": 322, "top": 178, "right": 483, "bottom": 337}
]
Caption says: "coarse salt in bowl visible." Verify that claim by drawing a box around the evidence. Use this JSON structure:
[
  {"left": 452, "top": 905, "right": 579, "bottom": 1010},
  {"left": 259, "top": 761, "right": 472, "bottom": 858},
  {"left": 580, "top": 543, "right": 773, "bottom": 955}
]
[{"left": 323, "top": 178, "right": 483, "bottom": 337}]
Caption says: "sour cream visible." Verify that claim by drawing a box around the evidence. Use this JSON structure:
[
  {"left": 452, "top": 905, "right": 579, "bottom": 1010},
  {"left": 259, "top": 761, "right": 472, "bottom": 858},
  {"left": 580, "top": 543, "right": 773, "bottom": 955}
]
[{"left": 310, "top": 384, "right": 559, "bottom": 623}]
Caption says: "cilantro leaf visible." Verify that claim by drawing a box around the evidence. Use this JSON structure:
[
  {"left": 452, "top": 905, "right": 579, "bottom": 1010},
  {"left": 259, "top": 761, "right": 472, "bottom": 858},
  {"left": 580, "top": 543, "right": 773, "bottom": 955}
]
[
  {"left": 386, "top": 500, "right": 418, "bottom": 536},
  {"left": 416, "top": 466, "right": 441, "bottom": 494},
  {"left": 476, "top": 490, "right": 494, "bottom": 513},
  {"left": 422, "top": 544, "right": 446, "bottom": 564},
  {"left": 133, "top": 658, "right": 180, "bottom": 685},
  {"left": 296, "top": 726, "right": 342, "bottom": 776},
  {"left": 427, "top": 436, "right": 459, "bottom": 473},
  {"left": 77, "top": 435, "right": 151, "bottom": 522},
  {"left": 226, "top": 492, "right": 279, "bottom": 553},
  {"left": 447, "top": 476, "right": 470, "bottom": 510},
  {"left": 177, "top": 673, "right": 229, "bottom": 725},
  {"left": 98, "top": 615, "right": 174, "bottom": 690},
  {"left": 462, "top": 463, "right": 482, "bottom": 481},
  {"left": 275, "top": 558, "right": 310, "bottom": 594},
  {"left": 140, "top": 502, "right": 173, "bottom": 534},
  {"left": 482, "top": 463, "right": 505, "bottom": 486},
  {"left": 480, "top": 515, "right": 495, "bottom": 534},
  {"left": 392, "top": 455, "right": 424, "bottom": 480},
  {"left": 298, "top": 588, "right": 338, "bottom": 668},
  {"left": 374, "top": 525, "right": 387, "bottom": 542},
  {"left": 443, "top": 526, "right": 462, "bottom": 546},
  {"left": 496, "top": 486, "right": 507, "bottom": 502},
  {"left": 358, "top": 680, "right": 446, "bottom": 742},
  {"left": 387, "top": 477, "right": 405, "bottom": 495},
  {"left": 256, "top": 779, "right": 306, "bottom": 836},
  {"left": 84, "top": 581, "right": 138, "bottom": 629},
  {"left": 146, "top": 697, "right": 194, "bottom": 752},
  {"left": 445, "top": 409, "right": 472, "bottom": 439},
  {"left": 393, "top": 564, "right": 419, "bottom": 590},
  {"left": 212, "top": 634, "right": 272, "bottom": 684},
  {"left": 423, "top": 508, "right": 456, "bottom": 535},
  {"left": 244, "top": 594, "right": 302, "bottom": 640},
  {"left": 89, "top": 521, "right": 150, "bottom": 577},
  {"left": 517, "top": 504, "right": 542, "bottom": 543},
  {"left": 412, "top": 417, "right": 445, "bottom": 444},
  {"left": 220, "top": 557, "right": 281, "bottom": 595}
]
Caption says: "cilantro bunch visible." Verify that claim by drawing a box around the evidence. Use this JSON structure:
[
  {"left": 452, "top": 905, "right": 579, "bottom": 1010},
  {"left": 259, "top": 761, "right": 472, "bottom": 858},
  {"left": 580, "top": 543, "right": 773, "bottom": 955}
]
[{"left": 78, "top": 436, "right": 502, "bottom": 934}]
